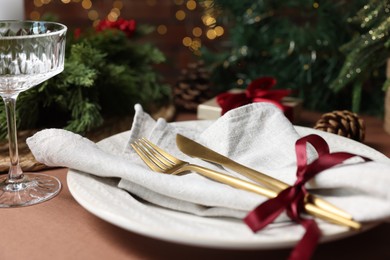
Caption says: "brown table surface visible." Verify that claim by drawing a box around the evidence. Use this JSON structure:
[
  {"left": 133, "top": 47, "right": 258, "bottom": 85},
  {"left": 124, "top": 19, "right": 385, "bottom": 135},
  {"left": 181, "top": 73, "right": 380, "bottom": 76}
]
[{"left": 1, "top": 110, "right": 389, "bottom": 260}]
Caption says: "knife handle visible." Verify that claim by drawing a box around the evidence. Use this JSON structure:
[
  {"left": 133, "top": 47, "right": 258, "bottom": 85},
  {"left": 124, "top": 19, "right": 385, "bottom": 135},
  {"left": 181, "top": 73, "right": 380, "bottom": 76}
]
[
  {"left": 222, "top": 161, "right": 354, "bottom": 221},
  {"left": 185, "top": 164, "right": 360, "bottom": 230}
]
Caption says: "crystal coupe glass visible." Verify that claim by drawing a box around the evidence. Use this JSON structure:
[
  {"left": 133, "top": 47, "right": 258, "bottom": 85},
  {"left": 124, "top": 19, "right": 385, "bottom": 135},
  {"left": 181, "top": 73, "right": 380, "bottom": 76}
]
[{"left": 0, "top": 21, "right": 67, "bottom": 207}]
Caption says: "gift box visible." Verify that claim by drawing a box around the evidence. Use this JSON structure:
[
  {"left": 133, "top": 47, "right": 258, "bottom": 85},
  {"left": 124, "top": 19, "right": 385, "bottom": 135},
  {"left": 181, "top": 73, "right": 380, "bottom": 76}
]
[
  {"left": 197, "top": 77, "right": 303, "bottom": 123},
  {"left": 197, "top": 89, "right": 303, "bottom": 123}
]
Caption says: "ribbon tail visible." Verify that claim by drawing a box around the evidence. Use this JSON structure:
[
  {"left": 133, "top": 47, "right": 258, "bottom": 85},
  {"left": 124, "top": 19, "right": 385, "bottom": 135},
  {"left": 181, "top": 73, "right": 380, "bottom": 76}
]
[
  {"left": 244, "top": 199, "right": 285, "bottom": 232},
  {"left": 244, "top": 188, "right": 294, "bottom": 232},
  {"left": 288, "top": 219, "right": 321, "bottom": 260}
]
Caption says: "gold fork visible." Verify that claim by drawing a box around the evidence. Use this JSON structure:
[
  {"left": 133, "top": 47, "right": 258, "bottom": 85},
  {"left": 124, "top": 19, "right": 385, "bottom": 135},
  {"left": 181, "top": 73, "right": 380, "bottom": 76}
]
[{"left": 131, "top": 137, "right": 361, "bottom": 230}]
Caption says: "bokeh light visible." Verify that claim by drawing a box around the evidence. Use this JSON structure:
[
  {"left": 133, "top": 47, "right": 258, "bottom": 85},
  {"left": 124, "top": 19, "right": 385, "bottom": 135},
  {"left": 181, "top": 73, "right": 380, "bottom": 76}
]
[
  {"left": 175, "top": 10, "right": 186, "bottom": 20},
  {"left": 186, "top": 0, "right": 196, "bottom": 10},
  {"left": 88, "top": 10, "right": 99, "bottom": 20},
  {"left": 81, "top": 0, "right": 92, "bottom": 9},
  {"left": 182, "top": 37, "right": 192, "bottom": 47},
  {"left": 206, "top": 29, "right": 217, "bottom": 39},
  {"left": 157, "top": 25, "right": 168, "bottom": 35},
  {"left": 192, "top": 27, "right": 202, "bottom": 37},
  {"left": 214, "top": 26, "right": 224, "bottom": 36}
]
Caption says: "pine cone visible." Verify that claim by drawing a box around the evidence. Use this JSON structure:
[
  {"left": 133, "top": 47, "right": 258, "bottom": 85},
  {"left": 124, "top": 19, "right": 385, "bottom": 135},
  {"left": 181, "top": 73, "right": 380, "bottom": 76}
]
[
  {"left": 314, "top": 110, "right": 365, "bottom": 142},
  {"left": 174, "top": 61, "right": 214, "bottom": 111}
]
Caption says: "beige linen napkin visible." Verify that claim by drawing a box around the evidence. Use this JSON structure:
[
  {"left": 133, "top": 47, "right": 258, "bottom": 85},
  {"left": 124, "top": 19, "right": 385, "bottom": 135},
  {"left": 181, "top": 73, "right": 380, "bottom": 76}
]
[{"left": 27, "top": 103, "right": 390, "bottom": 222}]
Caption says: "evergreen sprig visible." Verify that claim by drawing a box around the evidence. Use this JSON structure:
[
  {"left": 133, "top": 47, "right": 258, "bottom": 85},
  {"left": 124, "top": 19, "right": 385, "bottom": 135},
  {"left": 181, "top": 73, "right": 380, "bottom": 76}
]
[
  {"left": 0, "top": 22, "right": 171, "bottom": 140},
  {"left": 201, "top": 0, "right": 386, "bottom": 114},
  {"left": 330, "top": 0, "right": 390, "bottom": 112}
]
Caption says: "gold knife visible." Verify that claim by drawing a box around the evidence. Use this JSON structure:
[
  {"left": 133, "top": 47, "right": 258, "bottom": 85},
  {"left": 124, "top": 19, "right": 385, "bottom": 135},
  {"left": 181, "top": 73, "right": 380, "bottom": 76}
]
[{"left": 176, "top": 134, "right": 354, "bottom": 222}]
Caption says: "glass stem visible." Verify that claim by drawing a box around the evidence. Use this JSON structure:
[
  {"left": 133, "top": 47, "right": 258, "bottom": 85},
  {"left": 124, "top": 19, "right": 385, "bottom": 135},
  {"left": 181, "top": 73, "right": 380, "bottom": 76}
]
[{"left": 3, "top": 95, "right": 23, "bottom": 182}]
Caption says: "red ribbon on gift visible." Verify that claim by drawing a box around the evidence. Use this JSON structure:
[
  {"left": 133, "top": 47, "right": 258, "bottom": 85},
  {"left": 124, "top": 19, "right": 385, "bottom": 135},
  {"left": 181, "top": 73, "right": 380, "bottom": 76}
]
[
  {"left": 244, "top": 134, "right": 371, "bottom": 260},
  {"left": 96, "top": 18, "right": 137, "bottom": 38},
  {"left": 216, "top": 77, "right": 292, "bottom": 116}
]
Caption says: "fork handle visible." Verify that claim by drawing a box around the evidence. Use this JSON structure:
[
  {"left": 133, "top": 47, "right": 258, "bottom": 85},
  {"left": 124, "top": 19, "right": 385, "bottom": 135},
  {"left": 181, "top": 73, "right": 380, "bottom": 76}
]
[
  {"left": 185, "top": 165, "right": 361, "bottom": 230},
  {"left": 217, "top": 159, "right": 353, "bottom": 221}
]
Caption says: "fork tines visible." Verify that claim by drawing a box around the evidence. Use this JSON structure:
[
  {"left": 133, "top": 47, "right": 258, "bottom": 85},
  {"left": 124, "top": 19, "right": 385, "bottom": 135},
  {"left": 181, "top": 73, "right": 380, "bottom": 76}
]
[{"left": 132, "top": 138, "right": 175, "bottom": 172}]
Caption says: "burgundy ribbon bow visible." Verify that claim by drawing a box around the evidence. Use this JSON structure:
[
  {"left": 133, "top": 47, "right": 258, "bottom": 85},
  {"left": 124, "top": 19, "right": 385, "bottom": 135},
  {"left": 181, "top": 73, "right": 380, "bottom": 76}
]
[
  {"left": 244, "top": 134, "right": 370, "bottom": 260},
  {"left": 216, "top": 77, "right": 291, "bottom": 115}
]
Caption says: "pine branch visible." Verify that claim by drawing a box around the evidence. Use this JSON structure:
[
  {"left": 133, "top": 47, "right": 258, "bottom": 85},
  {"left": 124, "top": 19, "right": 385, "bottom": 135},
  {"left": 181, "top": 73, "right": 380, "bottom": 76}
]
[
  {"left": 330, "top": 1, "right": 390, "bottom": 95},
  {"left": 202, "top": 0, "right": 388, "bottom": 113},
  {"left": 0, "top": 20, "right": 171, "bottom": 140}
]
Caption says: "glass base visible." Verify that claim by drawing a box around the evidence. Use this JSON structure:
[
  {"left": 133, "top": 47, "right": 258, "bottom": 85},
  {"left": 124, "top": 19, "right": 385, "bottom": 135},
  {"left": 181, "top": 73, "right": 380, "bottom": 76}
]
[{"left": 0, "top": 173, "right": 61, "bottom": 208}]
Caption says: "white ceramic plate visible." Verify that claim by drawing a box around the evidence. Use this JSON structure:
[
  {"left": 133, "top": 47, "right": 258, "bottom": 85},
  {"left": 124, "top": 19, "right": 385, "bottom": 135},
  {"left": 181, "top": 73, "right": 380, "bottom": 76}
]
[{"left": 67, "top": 122, "right": 389, "bottom": 249}]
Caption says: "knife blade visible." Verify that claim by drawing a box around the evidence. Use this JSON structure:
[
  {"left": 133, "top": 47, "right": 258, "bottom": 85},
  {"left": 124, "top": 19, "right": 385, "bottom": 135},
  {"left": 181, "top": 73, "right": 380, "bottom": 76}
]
[{"left": 176, "top": 133, "right": 353, "bottom": 221}]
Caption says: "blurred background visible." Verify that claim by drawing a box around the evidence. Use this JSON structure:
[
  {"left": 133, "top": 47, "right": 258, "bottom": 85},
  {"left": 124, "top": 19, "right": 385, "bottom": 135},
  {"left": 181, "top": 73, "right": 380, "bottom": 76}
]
[
  {"left": 0, "top": 0, "right": 389, "bottom": 138},
  {"left": 24, "top": 0, "right": 225, "bottom": 87}
]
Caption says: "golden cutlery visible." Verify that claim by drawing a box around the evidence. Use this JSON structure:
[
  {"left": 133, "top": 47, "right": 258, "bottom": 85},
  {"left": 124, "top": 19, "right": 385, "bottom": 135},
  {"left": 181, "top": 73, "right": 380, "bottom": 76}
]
[
  {"left": 176, "top": 134, "right": 354, "bottom": 221},
  {"left": 131, "top": 137, "right": 361, "bottom": 230}
]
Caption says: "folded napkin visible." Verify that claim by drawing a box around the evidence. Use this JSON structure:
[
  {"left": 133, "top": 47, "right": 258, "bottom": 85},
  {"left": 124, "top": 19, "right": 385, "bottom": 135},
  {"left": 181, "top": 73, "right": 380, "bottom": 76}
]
[{"left": 27, "top": 103, "right": 390, "bottom": 223}]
